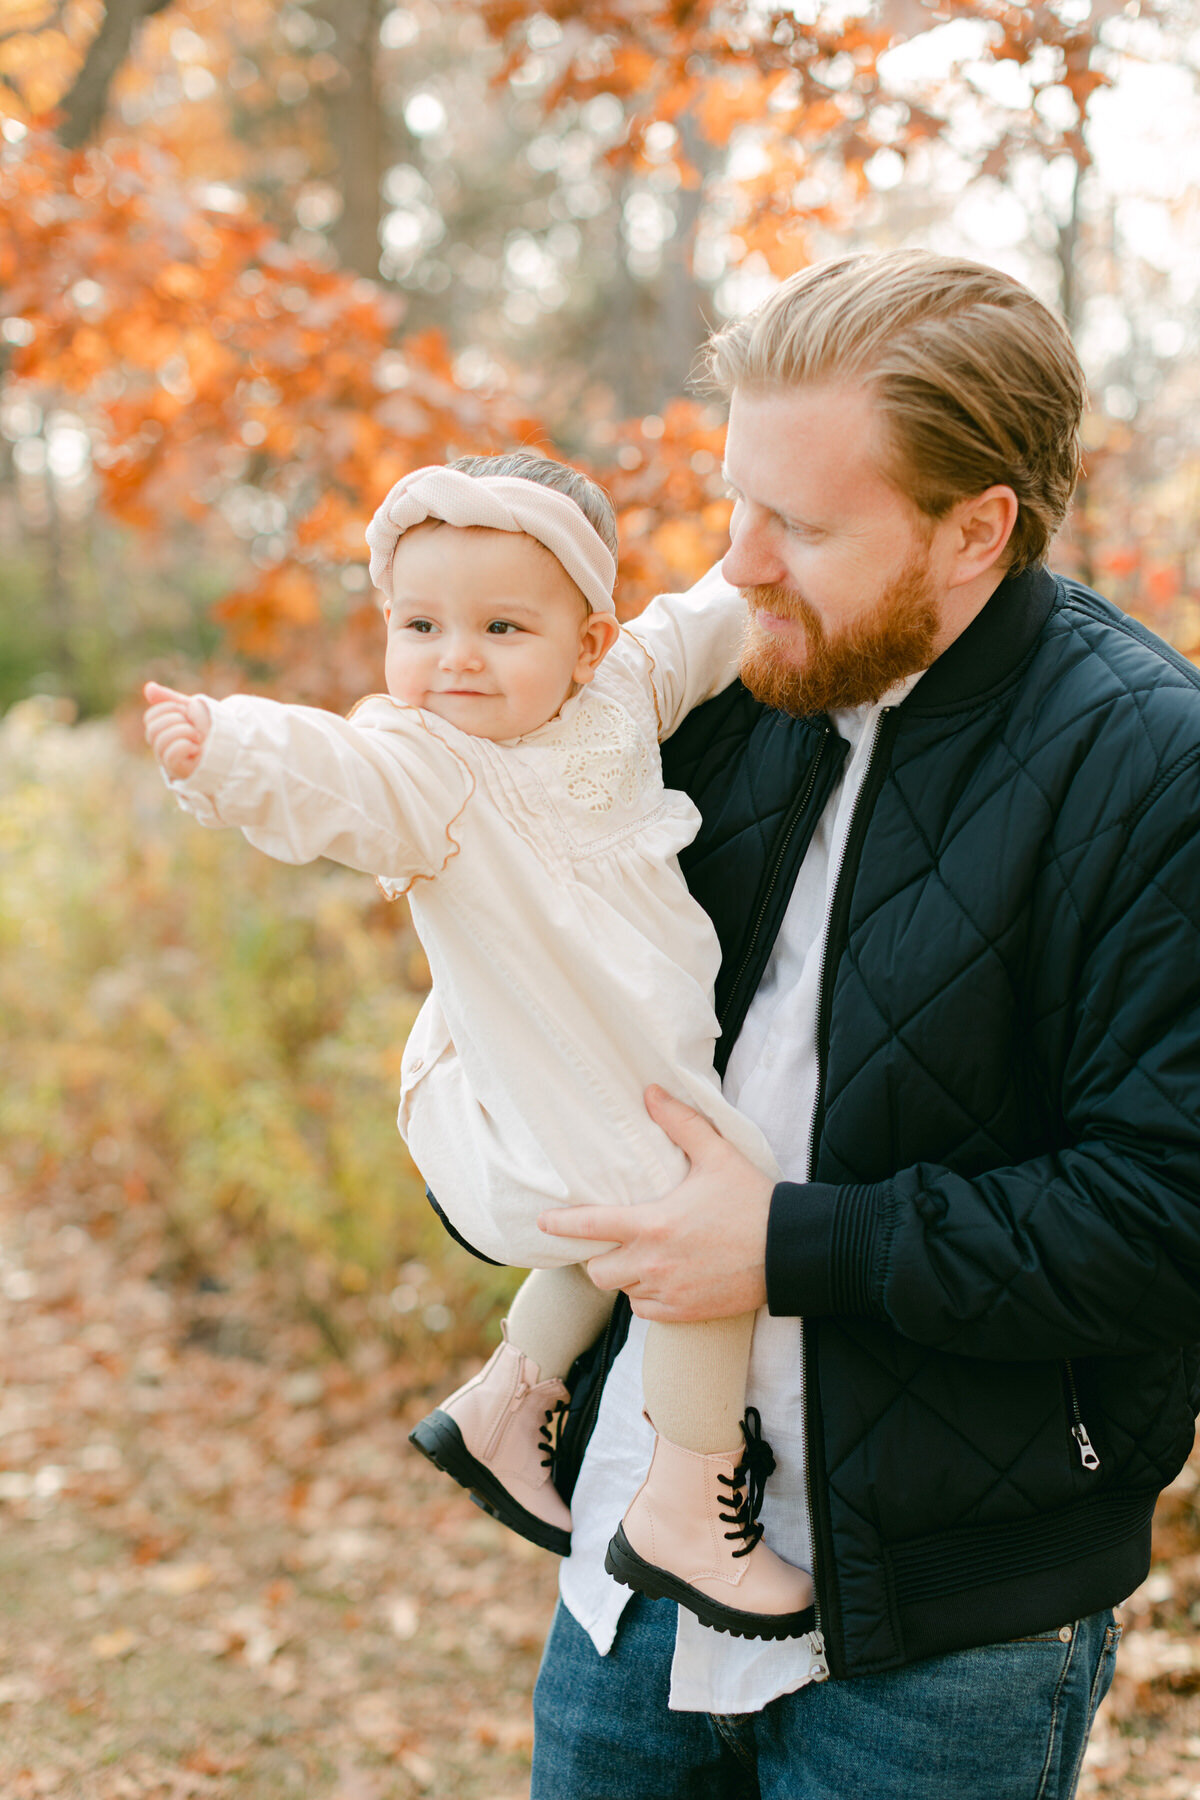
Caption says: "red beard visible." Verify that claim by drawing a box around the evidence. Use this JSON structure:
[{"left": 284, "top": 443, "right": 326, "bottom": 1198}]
[{"left": 739, "top": 554, "right": 940, "bottom": 716}]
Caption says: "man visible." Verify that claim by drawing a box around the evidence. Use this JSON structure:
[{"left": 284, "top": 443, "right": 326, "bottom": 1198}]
[{"left": 531, "top": 250, "right": 1200, "bottom": 1798}]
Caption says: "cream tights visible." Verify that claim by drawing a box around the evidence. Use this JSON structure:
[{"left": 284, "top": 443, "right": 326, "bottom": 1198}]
[{"left": 504, "top": 1264, "right": 754, "bottom": 1456}]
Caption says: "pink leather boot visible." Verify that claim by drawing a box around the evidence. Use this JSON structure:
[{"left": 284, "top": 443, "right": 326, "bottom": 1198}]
[
  {"left": 409, "top": 1326, "right": 572, "bottom": 1556},
  {"left": 605, "top": 1408, "right": 816, "bottom": 1639}
]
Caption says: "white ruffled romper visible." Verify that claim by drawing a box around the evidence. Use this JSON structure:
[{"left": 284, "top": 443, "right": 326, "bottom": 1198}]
[{"left": 170, "top": 571, "right": 779, "bottom": 1266}]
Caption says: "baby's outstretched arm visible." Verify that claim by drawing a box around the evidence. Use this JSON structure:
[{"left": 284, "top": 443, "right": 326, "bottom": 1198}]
[
  {"left": 142, "top": 687, "right": 475, "bottom": 886},
  {"left": 143, "top": 681, "right": 212, "bottom": 779}
]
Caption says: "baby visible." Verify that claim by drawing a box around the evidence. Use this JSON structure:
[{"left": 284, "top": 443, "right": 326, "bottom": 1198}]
[{"left": 143, "top": 452, "right": 814, "bottom": 1641}]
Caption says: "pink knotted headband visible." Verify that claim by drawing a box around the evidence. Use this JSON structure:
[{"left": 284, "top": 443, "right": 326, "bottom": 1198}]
[{"left": 365, "top": 465, "right": 617, "bottom": 614}]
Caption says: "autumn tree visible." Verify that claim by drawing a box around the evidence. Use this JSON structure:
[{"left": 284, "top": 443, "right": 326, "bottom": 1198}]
[{"left": 0, "top": 0, "right": 1195, "bottom": 709}]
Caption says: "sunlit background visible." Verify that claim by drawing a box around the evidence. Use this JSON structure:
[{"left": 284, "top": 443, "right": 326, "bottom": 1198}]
[
  {"left": 1, "top": 7, "right": 1199, "bottom": 1790},
  {"left": 2, "top": 0, "right": 1199, "bottom": 715},
  {"left": 2, "top": 0, "right": 1199, "bottom": 1362},
  {"left": 3, "top": 0, "right": 1200, "bottom": 1388}
]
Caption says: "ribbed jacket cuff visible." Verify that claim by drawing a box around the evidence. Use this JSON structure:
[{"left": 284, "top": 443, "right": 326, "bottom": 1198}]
[{"left": 765, "top": 1180, "right": 890, "bottom": 1318}]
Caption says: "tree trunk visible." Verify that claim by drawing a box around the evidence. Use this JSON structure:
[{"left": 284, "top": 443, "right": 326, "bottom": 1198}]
[
  {"left": 1056, "top": 153, "right": 1085, "bottom": 338},
  {"left": 313, "top": 0, "right": 386, "bottom": 278},
  {"left": 1055, "top": 154, "right": 1096, "bottom": 588},
  {"left": 57, "top": 0, "right": 173, "bottom": 150},
  {"left": 593, "top": 131, "right": 717, "bottom": 418},
  {"left": 653, "top": 113, "right": 716, "bottom": 404}
]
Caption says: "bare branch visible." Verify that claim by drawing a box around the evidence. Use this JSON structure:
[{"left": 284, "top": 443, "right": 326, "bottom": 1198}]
[{"left": 56, "top": 0, "right": 173, "bottom": 150}]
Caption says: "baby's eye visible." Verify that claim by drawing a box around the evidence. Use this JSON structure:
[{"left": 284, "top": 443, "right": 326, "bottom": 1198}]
[
  {"left": 403, "top": 618, "right": 437, "bottom": 633},
  {"left": 486, "top": 620, "right": 521, "bottom": 635}
]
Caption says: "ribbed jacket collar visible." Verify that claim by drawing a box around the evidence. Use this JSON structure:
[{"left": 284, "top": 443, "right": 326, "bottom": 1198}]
[{"left": 903, "top": 564, "right": 1060, "bottom": 715}]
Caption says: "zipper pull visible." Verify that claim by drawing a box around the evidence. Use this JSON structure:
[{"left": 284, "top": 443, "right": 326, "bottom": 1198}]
[{"left": 1072, "top": 1422, "right": 1101, "bottom": 1471}]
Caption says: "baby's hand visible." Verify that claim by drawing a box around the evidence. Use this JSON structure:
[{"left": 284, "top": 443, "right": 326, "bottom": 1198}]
[{"left": 143, "top": 680, "right": 211, "bottom": 779}]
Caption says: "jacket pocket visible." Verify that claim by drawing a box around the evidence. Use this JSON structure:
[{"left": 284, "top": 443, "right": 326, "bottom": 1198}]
[{"left": 1062, "top": 1361, "right": 1102, "bottom": 1472}]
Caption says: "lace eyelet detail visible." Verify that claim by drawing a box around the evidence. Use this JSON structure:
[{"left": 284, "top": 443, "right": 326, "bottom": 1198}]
[{"left": 544, "top": 695, "right": 653, "bottom": 814}]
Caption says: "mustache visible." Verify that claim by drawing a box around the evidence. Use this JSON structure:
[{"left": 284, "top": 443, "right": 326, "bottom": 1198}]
[
  {"left": 741, "top": 583, "right": 827, "bottom": 640},
  {"left": 741, "top": 583, "right": 817, "bottom": 625},
  {"left": 737, "top": 551, "right": 940, "bottom": 716}
]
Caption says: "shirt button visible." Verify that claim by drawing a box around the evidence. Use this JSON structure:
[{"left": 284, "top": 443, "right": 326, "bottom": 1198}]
[{"left": 1058, "top": 1625, "right": 1073, "bottom": 1643}]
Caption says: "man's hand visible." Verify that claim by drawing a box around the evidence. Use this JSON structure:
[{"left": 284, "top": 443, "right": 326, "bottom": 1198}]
[
  {"left": 143, "top": 680, "right": 211, "bottom": 780},
  {"left": 537, "top": 1086, "right": 774, "bottom": 1323}
]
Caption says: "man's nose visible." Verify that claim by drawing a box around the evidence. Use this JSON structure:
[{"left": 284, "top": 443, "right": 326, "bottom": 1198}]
[{"left": 721, "top": 508, "right": 785, "bottom": 590}]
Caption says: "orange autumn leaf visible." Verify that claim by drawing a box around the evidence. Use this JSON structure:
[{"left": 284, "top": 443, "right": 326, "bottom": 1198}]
[{"left": 214, "top": 567, "right": 323, "bottom": 658}]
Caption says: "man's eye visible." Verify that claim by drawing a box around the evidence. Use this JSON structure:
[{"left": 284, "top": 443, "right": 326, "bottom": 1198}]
[{"left": 486, "top": 620, "right": 520, "bottom": 635}]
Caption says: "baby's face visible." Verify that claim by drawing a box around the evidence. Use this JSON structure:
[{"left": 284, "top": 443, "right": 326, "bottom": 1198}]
[{"left": 384, "top": 524, "right": 616, "bottom": 740}]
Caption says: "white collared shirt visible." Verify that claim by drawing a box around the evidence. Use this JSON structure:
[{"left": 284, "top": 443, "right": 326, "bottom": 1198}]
[{"left": 560, "top": 670, "right": 924, "bottom": 1713}]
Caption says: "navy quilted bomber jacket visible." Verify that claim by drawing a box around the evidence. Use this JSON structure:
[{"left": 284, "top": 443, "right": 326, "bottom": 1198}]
[{"left": 655, "top": 563, "right": 1200, "bottom": 1679}]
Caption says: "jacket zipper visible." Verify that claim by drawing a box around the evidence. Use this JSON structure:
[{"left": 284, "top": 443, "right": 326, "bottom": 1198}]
[
  {"left": 1064, "top": 1360, "right": 1101, "bottom": 1470},
  {"left": 718, "top": 725, "right": 831, "bottom": 1047},
  {"left": 806, "top": 706, "right": 897, "bottom": 1179},
  {"left": 801, "top": 705, "right": 896, "bottom": 1654}
]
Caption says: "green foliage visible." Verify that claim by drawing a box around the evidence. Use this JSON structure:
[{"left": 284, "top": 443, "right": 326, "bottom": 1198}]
[
  {"left": 0, "top": 700, "right": 522, "bottom": 1347},
  {"left": 0, "top": 525, "right": 228, "bottom": 720},
  {"left": 0, "top": 547, "right": 63, "bottom": 710}
]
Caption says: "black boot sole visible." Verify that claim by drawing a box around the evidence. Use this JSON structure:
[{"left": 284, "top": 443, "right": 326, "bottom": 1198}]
[
  {"left": 408, "top": 1408, "right": 572, "bottom": 1557},
  {"left": 604, "top": 1524, "right": 817, "bottom": 1640}
]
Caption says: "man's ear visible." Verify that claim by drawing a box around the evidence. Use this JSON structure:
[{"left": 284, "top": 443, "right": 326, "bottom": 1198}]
[
  {"left": 946, "top": 486, "right": 1019, "bottom": 588},
  {"left": 573, "top": 612, "right": 622, "bottom": 685}
]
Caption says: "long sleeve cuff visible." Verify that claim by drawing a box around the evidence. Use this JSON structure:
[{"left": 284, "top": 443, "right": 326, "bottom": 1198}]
[{"left": 765, "top": 1179, "right": 893, "bottom": 1319}]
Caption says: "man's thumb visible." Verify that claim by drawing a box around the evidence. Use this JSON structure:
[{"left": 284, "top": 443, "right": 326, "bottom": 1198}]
[{"left": 644, "top": 1085, "right": 714, "bottom": 1161}]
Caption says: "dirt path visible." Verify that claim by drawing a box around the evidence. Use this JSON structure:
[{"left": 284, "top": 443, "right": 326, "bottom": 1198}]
[{"left": 0, "top": 1155, "right": 1198, "bottom": 1800}]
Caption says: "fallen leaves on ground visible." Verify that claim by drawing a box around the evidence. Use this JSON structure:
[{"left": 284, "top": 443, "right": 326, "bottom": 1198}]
[
  {"left": 1081, "top": 1488, "right": 1200, "bottom": 1800},
  {"left": 0, "top": 1159, "right": 556, "bottom": 1799},
  {"left": 1, "top": 1149, "right": 1199, "bottom": 1797}
]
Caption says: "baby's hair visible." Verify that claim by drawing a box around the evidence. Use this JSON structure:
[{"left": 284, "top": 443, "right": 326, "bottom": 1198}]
[{"left": 447, "top": 451, "right": 619, "bottom": 566}]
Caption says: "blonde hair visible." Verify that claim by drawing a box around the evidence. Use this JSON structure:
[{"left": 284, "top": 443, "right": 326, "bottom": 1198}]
[{"left": 702, "top": 251, "right": 1086, "bottom": 572}]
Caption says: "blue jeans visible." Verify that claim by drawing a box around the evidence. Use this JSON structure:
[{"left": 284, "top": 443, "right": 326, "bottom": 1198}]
[{"left": 531, "top": 1595, "right": 1121, "bottom": 1800}]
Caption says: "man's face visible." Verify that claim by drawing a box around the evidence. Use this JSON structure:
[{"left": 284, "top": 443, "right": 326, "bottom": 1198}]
[{"left": 722, "top": 383, "right": 947, "bottom": 714}]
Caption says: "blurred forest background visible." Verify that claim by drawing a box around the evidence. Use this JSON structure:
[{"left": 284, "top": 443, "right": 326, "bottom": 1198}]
[
  {"left": 3, "top": 3, "right": 1200, "bottom": 1794},
  {"left": 4, "top": 0, "right": 1200, "bottom": 1321}
]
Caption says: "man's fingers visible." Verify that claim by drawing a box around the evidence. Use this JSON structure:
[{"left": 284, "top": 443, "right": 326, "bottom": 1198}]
[
  {"left": 644, "top": 1084, "right": 719, "bottom": 1163},
  {"left": 537, "top": 1204, "right": 629, "bottom": 1242}
]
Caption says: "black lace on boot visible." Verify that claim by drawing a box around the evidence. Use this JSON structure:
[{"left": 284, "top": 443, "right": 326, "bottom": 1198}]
[
  {"left": 717, "top": 1407, "right": 777, "bottom": 1557},
  {"left": 539, "top": 1397, "right": 568, "bottom": 1477}
]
